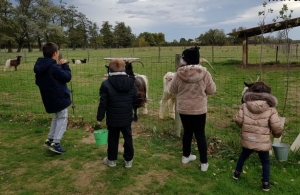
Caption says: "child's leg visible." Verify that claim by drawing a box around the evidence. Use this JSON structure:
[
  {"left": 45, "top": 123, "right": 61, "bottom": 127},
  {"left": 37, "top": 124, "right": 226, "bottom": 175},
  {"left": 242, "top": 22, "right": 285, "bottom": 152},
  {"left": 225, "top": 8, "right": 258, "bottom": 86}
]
[
  {"left": 192, "top": 114, "right": 207, "bottom": 163},
  {"left": 179, "top": 114, "right": 194, "bottom": 157},
  {"left": 258, "top": 151, "right": 270, "bottom": 182},
  {"left": 121, "top": 125, "right": 134, "bottom": 161},
  {"left": 107, "top": 126, "right": 121, "bottom": 161},
  {"left": 48, "top": 114, "right": 57, "bottom": 140},
  {"left": 52, "top": 108, "right": 68, "bottom": 143},
  {"left": 235, "top": 147, "right": 253, "bottom": 172}
]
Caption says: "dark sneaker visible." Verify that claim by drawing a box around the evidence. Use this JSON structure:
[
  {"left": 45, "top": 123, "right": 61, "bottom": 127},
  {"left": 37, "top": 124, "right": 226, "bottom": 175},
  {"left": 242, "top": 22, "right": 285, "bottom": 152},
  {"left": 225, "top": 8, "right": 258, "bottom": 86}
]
[
  {"left": 262, "top": 182, "right": 270, "bottom": 191},
  {"left": 233, "top": 170, "right": 241, "bottom": 180},
  {"left": 44, "top": 139, "right": 52, "bottom": 148},
  {"left": 49, "top": 143, "right": 65, "bottom": 154},
  {"left": 103, "top": 157, "right": 116, "bottom": 167}
]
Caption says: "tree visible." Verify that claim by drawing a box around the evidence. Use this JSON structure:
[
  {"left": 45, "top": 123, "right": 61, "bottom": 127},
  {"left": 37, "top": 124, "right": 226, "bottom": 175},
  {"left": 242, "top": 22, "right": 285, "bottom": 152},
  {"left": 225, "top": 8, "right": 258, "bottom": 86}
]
[
  {"left": 114, "top": 22, "right": 135, "bottom": 48},
  {"left": 0, "top": 0, "right": 16, "bottom": 52},
  {"left": 100, "top": 21, "right": 114, "bottom": 48},
  {"left": 257, "top": 1, "right": 274, "bottom": 74},
  {"left": 228, "top": 27, "right": 246, "bottom": 45},
  {"left": 274, "top": 4, "right": 299, "bottom": 116},
  {"left": 88, "top": 22, "right": 100, "bottom": 49},
  {"left": 31, "top": 0, "right": 65, "bottom": 50},
  {"left": 197, "top": 29, "right": 226, "bottom": 46}
]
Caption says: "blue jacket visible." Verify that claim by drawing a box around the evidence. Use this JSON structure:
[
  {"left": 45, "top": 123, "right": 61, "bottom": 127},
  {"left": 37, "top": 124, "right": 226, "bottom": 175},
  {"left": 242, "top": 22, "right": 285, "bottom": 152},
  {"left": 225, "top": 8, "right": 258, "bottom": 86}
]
[
  {"left": 97, "top": 73, "right": 138, "bottom": 127},
  {"left": 34, "top": 57, "right": 72, "bottom": 113}
]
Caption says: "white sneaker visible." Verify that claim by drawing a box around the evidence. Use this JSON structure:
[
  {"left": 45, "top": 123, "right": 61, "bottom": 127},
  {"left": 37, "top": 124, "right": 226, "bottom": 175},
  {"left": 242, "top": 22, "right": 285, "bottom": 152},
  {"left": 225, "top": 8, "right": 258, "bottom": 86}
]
[
  {"left": 182, "top": 154, "right": 197, "bottom": 164},
  {"left": 201, "top": 163, "right": 209, "bottom": 172}
]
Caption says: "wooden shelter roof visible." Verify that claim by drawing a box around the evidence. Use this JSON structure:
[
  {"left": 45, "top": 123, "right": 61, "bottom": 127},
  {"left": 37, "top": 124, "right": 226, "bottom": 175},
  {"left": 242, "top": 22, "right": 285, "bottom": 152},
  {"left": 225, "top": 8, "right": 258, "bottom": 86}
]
[{"left": 227, "top": 17, "right": 300, "bottom": 38}]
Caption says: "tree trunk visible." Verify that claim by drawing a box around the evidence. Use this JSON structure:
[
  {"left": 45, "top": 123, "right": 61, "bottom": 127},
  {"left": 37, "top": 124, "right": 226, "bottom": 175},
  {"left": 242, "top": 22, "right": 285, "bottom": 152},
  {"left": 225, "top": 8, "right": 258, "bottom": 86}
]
[
  {"left": 37, "top": 37, "right": 42, "bottom": 51},
  {"left": 7, "top": 41, "right": 13, "bottom": 53}
]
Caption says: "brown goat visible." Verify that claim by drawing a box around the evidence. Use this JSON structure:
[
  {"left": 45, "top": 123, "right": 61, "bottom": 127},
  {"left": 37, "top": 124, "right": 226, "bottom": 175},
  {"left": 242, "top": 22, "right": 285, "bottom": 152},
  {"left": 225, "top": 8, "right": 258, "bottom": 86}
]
[{"left": 4, "top": 56, "right": 22, "bottom": 71}]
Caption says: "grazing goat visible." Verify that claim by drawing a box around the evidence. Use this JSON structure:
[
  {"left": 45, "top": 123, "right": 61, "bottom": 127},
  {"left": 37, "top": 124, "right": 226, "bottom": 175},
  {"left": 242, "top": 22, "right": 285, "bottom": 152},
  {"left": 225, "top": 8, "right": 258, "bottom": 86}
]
[
  {"left": 71, "top": 59, "right": 87, "bottom": 64},
  {"left": 241, "top": 76, "right": 260, "bottom": 103},
  {"left": 124, "top": 60, "right": 148, "bottom": 122},
  {"left": 4, "top": 56, "right": 22, "bottom": 71},
  {"left": 80, "top": 59, "right": 87, "bottom": 63},
  {"left": 159, "top": 72, "right": 176, "bottom": 119}
]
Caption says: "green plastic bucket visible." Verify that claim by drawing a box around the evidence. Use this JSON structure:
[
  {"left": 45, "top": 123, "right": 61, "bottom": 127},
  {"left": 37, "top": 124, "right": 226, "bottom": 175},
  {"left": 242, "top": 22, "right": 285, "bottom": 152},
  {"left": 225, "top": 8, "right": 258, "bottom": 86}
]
[
  {"left": 93, "top": 129, "right": 108, "bottom": 146},
  {"left": 272, "top": 143, "right": 289, "bottom": 161}
]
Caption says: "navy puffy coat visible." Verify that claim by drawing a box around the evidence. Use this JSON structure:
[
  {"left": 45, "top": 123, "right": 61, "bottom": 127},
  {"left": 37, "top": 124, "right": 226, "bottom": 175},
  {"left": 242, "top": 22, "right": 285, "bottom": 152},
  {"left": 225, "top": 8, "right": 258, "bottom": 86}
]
[
  {"left": 97, "top": 74, "right": 138, "bottom": 127},
  {"left": 34, "top": 57, "right": 72, "bottom": 113}
]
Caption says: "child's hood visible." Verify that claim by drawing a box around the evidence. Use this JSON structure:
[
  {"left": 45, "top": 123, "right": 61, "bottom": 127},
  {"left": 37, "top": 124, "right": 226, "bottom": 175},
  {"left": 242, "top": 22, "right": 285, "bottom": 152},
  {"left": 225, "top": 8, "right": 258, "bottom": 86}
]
[
  {"left": 176, "top": 65, "right": 207, "bottom": 83},
  {"left": 34, "top": 57, "right": 57, "bottom": 74},
  {"left": 108, "top": 75, "right": 135, "bottom": 93},
  {"left": 243, "top": 92, "right": 278, "bottom": 114}
]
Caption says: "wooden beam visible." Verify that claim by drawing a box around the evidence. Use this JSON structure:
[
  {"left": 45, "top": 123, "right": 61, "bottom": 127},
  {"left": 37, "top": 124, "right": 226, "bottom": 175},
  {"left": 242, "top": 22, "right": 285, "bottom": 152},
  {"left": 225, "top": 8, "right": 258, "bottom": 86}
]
[{"left": 242, "top": 35, "right": 248, "bottom": 66}]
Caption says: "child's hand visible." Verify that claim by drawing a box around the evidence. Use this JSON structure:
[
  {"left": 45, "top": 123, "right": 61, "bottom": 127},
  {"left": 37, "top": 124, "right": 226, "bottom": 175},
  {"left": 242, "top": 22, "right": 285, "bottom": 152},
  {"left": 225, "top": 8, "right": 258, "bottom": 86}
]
[{"left": 59, "top": 59, "right": 67, "bottom": 65}]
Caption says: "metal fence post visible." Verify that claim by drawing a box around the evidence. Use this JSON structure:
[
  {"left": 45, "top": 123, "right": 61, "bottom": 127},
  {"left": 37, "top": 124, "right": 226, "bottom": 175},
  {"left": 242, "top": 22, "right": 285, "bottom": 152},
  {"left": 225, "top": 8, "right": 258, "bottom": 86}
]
[{"left": 175, "top": 54, "right": 182, "bottom": 137}]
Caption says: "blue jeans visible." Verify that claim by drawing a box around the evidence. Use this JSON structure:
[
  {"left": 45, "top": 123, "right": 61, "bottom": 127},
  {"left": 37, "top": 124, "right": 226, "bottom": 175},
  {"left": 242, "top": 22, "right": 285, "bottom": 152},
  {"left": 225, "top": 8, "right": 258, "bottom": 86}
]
[{"left": 235, "top": 147, "right": 270, "bottom": 182}]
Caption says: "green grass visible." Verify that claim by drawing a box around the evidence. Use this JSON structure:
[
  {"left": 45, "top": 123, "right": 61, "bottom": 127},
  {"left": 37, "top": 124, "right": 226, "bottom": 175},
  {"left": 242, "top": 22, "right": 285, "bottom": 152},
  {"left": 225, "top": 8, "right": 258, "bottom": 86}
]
[{"left": 1, "top": 46, "right": 300, "bottom": 194}]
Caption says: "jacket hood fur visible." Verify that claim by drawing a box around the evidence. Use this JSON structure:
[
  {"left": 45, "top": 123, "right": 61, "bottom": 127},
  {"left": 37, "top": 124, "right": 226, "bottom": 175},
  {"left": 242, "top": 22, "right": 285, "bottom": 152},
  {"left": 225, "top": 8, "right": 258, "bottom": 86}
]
[
  {"left": 176, "top": 65, "right": 207, "bottom": 83},
  {"left": 243, "top": 92, "right": 278, "bottom": 114}
]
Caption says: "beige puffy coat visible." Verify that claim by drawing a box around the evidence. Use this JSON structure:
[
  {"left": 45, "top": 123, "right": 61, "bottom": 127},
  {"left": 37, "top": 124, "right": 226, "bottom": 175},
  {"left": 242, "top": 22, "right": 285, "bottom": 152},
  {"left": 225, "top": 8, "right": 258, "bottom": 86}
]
[
  {"left": 169, "top": 65, "right": 216, "bottom": 115},
  {"left": 235, "top": 92, "right": 284, "bottom": 151}
]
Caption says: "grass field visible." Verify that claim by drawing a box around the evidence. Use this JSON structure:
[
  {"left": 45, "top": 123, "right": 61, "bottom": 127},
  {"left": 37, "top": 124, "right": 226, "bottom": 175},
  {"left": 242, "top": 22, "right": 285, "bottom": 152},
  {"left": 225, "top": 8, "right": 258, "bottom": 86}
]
[{"left": 0, "top": 45, "right": 300, "bottom": 194}]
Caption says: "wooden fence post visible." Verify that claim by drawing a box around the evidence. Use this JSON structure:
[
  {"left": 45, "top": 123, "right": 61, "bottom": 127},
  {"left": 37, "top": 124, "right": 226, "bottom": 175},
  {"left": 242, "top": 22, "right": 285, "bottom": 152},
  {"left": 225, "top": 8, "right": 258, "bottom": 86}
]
[{"left": 175, "top": 54, "right": 182, "bottom": 137}]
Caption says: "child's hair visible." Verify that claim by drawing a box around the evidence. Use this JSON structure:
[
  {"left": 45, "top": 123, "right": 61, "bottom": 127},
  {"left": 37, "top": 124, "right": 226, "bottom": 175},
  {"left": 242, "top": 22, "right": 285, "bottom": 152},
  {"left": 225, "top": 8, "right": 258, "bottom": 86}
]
[
  {"left": 248, "top": 81, "right": 271, "bottom": 94},
  {"left": 42, "top": 42, "right": 59, "bottom": 58}
]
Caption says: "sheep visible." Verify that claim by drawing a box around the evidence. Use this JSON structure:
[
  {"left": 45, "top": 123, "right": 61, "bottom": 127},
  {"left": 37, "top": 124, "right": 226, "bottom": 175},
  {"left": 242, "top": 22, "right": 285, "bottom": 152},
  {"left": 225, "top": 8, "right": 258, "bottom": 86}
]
[
  {"left": 124, "top": 60, "right": 148, "bottom": 122},
  {"left": 159, "top": 72, "right": 176, "bottom": 119},
  {"left": 71, "top": 59, "right": 87, "bottom": 64},
  {"left": 80, "top": 59, "right": 87, "bottom": 63},
  {"left": 158, "top": 58, "right": 215, "bottom": 119},
  {"left": 4, "top": 56, "right": 22, "bottom": 71}
]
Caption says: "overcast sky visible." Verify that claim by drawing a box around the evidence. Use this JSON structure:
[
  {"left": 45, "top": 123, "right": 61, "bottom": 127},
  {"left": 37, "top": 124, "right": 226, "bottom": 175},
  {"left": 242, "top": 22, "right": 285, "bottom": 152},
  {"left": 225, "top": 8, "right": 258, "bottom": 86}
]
[{"left": 55, "top": 0, "right": 300, "bottom": 42}]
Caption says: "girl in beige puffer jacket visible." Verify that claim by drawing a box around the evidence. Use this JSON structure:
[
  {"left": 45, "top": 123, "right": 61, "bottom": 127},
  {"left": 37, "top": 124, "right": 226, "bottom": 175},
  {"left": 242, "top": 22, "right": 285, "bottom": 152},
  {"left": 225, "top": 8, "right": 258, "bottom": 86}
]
[{"left": 233, "top": 81, "right": 283, "bottom": 191}]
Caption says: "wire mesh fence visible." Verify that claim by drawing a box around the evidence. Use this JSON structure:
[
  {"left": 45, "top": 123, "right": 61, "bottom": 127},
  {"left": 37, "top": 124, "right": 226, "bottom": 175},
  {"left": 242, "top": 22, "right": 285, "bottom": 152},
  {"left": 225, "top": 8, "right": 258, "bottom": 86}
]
[{"left": 1, "top": 46, "right": 300, "bottom": 146}]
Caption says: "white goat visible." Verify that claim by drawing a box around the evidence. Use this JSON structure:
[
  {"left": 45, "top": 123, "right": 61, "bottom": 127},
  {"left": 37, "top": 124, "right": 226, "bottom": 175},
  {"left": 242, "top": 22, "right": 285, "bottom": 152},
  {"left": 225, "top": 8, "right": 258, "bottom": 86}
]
[{"left": 159, "top": 72, "right": 176, "bottom": 119}]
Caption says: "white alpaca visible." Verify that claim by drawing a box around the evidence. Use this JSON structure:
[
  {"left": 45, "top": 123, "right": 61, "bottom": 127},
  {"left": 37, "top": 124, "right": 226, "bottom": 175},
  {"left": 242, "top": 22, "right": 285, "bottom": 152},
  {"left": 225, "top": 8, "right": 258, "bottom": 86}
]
[{"left": 159, "top": 72, "right": 176, "bottom": 119}]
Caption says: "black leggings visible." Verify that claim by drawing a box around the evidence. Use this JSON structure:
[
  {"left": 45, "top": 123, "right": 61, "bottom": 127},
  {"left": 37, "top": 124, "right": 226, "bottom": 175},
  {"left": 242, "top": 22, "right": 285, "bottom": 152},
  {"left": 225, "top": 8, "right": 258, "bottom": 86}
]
[{"left": 180, "top": 113, "right": 207, "bottom": 163}]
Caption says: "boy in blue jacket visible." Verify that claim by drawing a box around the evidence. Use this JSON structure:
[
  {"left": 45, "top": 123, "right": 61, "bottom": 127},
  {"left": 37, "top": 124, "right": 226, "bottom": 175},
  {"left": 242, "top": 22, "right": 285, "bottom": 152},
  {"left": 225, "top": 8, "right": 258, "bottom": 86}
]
[{"left": 34, "top": 42, "right": 72, "bottom": 154}]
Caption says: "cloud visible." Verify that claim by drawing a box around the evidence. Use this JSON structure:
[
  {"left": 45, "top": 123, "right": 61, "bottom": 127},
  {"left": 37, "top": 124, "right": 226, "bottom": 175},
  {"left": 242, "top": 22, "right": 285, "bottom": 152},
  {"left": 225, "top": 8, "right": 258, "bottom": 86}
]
[
  {"left": 54, "top": 0, "right": 300, "bottom": 41},
  {"left": 117, "top": 0, "right": 139, "bottom": 4}
]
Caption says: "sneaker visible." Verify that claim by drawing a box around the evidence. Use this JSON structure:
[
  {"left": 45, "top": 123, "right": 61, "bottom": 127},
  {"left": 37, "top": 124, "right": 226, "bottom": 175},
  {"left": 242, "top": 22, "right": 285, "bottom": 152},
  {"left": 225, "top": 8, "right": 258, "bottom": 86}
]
[
  {"left": 44, "top": 139, "right": 52, "bottom": 148},
  {"left": 262, "top": 182, "right": 270, "bottom": 191},
  {"left": 124, "top": 159, "right": 133, "bottom": 168},
  {"left": 200, "top": 163, "right": 209, "bottom": 172},
  {"left": 233, "top": 170, "right": 241, "bottom": 180},
  {"left": 103, "top": 157, "right": 116, "bottom": 167},
  {"left": 182, "top": 154, "right": 197, "bottom": 164},
  {"left": 49, "top": 143, "right": 65, "bottom": 154}
]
